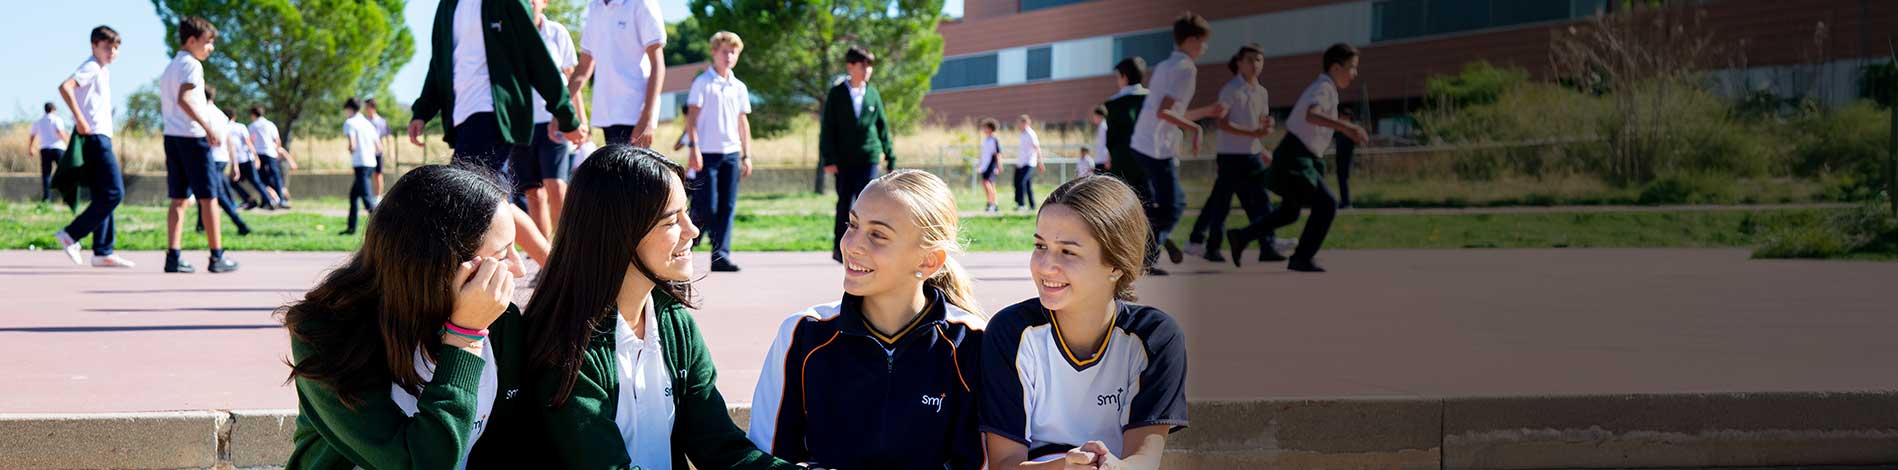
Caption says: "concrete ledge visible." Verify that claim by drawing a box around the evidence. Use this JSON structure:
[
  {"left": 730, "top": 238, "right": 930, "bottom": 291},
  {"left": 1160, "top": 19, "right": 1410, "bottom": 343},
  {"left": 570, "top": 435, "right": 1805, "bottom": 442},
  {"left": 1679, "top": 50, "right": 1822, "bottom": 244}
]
[
  {"left": 5, "top": 392, "right": 1896, "bottom": 469},
  {"left": 1443, "top": 392, "right": 1898, "bottom": 469},
  {"left": 0, "top": 410, "right": 225, "bottom": 469}
]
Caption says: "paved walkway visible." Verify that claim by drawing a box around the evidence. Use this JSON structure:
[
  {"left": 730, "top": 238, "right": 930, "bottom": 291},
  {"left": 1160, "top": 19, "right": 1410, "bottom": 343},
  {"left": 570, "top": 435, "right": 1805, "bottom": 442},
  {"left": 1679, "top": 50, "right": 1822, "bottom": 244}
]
[{"left": 1, "top": 249, "right": 1894, "bottom": 413}]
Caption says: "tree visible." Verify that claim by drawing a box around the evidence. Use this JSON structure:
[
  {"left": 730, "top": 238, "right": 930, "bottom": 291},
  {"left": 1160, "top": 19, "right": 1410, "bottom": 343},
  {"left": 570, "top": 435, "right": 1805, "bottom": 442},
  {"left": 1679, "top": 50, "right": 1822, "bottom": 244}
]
[
  {"left": 1552, "top": 2, "right": 1729, "bottom": 183},
  {"left": 150, "top": 0, "right": 412, "bottom": 147},
  {"left": 123, "top": 80, "right": 164, "bottom": 135},
  {"left": 666, "top": 16, "right": 711, "bottom": 66},
  {"left": 693, "top": 0, "right": 946, "bottom": 138}
]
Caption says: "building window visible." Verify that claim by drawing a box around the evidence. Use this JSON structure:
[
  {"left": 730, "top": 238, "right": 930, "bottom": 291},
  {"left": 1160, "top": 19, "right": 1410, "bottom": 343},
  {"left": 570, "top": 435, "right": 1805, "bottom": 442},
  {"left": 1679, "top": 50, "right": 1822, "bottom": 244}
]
[
  {"left": 1021, "top": 0, "right": 1093, "bottom": 13},
  {"left": 1113, "top": 31, "right": 1173, "bottom": 73},
  {"left": 932, "top": 53, "right": 999, "bottom": 91},
  {"left": 1373, "top": 0, "right": 1589, "bottom": 42},
  {"left": 1026, "top": 46, "right": 1053, "bottom": 82}
]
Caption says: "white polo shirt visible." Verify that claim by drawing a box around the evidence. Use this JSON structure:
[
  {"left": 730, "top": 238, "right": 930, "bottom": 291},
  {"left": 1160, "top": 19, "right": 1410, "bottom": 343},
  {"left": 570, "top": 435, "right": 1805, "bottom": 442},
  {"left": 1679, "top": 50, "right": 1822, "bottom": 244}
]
[
  {"left": 229, "top": 120, "right": 255, "bottom": 164},
  {"left": 533, "top": 18, "right": 578, "bottom": 125},
  {"left": 391, "top": 341, "right": 500, "bottom": 465},
  {"left": 978, "top": 135, "right": 1000, "bottom": 171},
  {"left": 581, "top": 0, "right": 666, "bottom": 128},
  {"left": 1216, "top": 77, "right": 1270, "bottom": 156},
  {"left": 1129, "top": 51, "right": 1197, "bottom": 160},
  {"left": 1285, "top": 74, "right": 1340, "bottom": 156},
  {"left": 249, "top": 118, "right": 281, "bottom": 158},
  {"left": 69, "top": 57, "right": 114, "bottom": 138},
  {"left": 32, "top": 114, "right": 69, "bottom": 150},
  {"left": 160, "top": 52, "right": 208, "bottom": 138},
  {"left": 1017, "top": 127, "right": 1041, "bottom": 167},
  {"left": 687, "top": 69, "right": 751, "bottom": 155},
  {"left": 209, "top": 108, "right": 232, "bottom": 164},
  {"left": 344, "top": 114, "right": 379, "bottom": 168},
  {"left": 1092, "top": 122, "right": 1108, "bottom": 165},
  {"left": 451, "top": 0, "right": 495, "bottom": 126},
  {"left": 614, "top": 296, "right": 676, "bottom": 469}
]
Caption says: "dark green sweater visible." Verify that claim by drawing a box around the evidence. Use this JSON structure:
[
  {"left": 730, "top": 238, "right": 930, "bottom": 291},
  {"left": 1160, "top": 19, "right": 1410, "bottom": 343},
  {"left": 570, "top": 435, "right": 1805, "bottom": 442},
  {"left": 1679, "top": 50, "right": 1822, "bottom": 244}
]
[
  {"left": 412, "top": 0, "right": 578, "bottom": 146},
  {"left": 1102, "top": 90, "right": 1148, "bottom": 185},
  {"left": 818, "top": 81, "right": 894, "bottom": 168},
  {"left": 286, "top": 305, "right": 527, "bottom": 470},
  {"left": 526, "top": 292, "right": 801, "bottom": 470}
]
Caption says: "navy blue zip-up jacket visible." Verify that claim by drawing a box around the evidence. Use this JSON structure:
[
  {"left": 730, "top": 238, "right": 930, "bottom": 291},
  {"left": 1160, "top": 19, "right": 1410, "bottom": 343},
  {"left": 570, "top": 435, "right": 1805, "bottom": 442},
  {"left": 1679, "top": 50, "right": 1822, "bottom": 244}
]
[{"left": 747, "top": 286, "right": 986, "bottom": 470}]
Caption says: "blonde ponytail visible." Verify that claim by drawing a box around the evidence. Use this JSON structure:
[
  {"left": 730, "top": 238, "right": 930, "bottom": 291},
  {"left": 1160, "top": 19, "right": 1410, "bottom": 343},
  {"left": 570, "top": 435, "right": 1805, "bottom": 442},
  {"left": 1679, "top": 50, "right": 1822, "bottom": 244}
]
[
  {"left": 928, "top": 256, "right": 983, "bottom": 316},
  {"left": 864, "top": 170, "right": 985, "bottom": 317}
]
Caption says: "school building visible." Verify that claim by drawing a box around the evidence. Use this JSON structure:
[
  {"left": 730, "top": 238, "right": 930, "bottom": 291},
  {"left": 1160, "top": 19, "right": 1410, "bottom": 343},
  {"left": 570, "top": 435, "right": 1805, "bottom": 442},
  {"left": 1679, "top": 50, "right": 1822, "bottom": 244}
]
[{"left": 655, "top": 0, "right": 1893, "bottom": 139}]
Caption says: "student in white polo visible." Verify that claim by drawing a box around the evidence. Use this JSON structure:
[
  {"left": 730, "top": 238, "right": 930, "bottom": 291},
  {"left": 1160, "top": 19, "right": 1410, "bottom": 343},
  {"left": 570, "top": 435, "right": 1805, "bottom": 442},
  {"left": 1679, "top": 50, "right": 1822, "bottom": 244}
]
[
  {"left": 193, "top": 91, "right": 251, "bottom": 237},
  {"left": 523, "top": 0, "right": 581, "bottom": 239},
  {"left": 683, "top": 31, "right": 753, "bottom": 272},
  {"left": 1127, "top": 12, "right": 1227, "bottom": 274},
  {"left": 1013, "top": 114, "right": 1044, "bottom": 211},
  {"left": 341, "top": 97, "right": 383, "bottom": 236},
  {"left": 572, "top": 0, "right": 666, "bottom": 147},
  {"left": 28, "top": 102, "right": 69, "bottom": 203},
  {"left": 247, "top": 107, "right": 292, "bottom": 209}
]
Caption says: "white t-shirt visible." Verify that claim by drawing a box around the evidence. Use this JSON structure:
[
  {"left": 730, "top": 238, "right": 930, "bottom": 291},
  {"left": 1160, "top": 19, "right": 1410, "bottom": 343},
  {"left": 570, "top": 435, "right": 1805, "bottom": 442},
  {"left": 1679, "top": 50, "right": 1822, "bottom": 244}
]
[
  {"left": 249, "top": 118, "right": 282, "bottom": 158},
  {"left": 1078, "top": 153, "right": 1096, "bottom": 178},
  {"left": 687, "top": 69, "right": 752, "bottom": 155},
  {"left": 391, "top": 342, "right": 500, "bottom": 466},
  {"left": 228, "top": 120, "right": 255, "bottom": 164},
  {"left": 1017, "top": 127, "right": 1040, "bottom": 167},
  {"left": 370, "top": 114, "right": 391, "bottom": 141},
  {"left": 1093, "top": 123, "right": 1108, "bottom": 165},
  {"left": 848, "top": 83, "right": 866, "bottom": 117},
  {"left": 533, "top": 18, "right": 578, "bottom": 125},
  {"left": 344, "top": 114, "right": 380, "bottom": 168},
  {"left": 581, "top": 0, "right": 666, "bottom": 128},
  {"left": 69, "top": 57, "right": 114, "bottom": 138},
  {"left": 978, "top": 135, "right": 1000, "bottom": 171},
  {"left": 32, "top": 114, "right": 69, "bottom": 150},
  {"left": 1286, "top": 74, "right": 1340, "bottom": 156},
  {"left": 614, "top": 296, "right": 676, "bottom": 469},
  {"left": 160, "top": 52, "right": 208, "bottom": 138},
  {"left": 1130, "top": 51, "right": 1197, "bottom": 160},
  {"left": 1216, "top": 77, "right": 1270, "bottom": 156},
  {"left": 208, "top": 108, "right": 233, "bottom": 163},
  {"left": 451, "top": 0, "right": 495, "bottom": 126}
]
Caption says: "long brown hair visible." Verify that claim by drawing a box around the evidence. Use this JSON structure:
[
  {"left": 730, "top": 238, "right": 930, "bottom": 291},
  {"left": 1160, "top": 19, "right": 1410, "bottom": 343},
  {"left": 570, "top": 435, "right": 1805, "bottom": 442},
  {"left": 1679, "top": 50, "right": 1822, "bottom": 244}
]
[
  {"left": 526, "top": 145, "right": 697, "bottom": 407},
  {"left": 280, "top": 164, "right": 511, "bottom": 408}
]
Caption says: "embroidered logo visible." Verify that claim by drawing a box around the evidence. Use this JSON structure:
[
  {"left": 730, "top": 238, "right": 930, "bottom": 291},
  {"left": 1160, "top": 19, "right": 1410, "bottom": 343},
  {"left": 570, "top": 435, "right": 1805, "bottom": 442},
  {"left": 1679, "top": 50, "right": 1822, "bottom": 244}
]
[
  {"left": 920, "top": 393, "right": 945, "bottom": 413},
  {"left": 664, "top": 386, "right": 673, "bottom": 397},
  {"left": 1096, "top": 387, "right": 1127, "bottom": 412},
  {"left": 490, "top": 22, "right": 502, "bottom": 32},
  {"left": 505, "top": 389, "right": 519, "bottom": 400}
]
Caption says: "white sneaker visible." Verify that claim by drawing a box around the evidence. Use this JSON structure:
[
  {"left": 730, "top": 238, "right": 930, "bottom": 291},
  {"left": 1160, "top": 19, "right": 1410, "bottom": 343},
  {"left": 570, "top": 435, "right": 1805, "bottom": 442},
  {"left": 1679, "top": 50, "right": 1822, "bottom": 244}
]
[
  {"left": 1274, "top": 238, "right": 1299, "bottom": 252},
  {"left": 91, "top": 254, "right": 136, "bottom": 268},
  {"left": 54, "top": 230, "right": 84, "bottom": 265},
  {"left": 1184, "top": 242, "right": 1206, "bottom": 257}
]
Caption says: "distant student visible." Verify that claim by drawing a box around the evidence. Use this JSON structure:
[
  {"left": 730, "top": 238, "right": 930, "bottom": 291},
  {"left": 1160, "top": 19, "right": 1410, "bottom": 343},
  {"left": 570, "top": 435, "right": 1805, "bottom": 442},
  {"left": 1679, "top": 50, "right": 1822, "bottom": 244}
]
[
  {"left": 341, "top": 98, "right": 382, "bottom": 235},
  {"left": 248, "top": 106, "right": 292, "bottom": 209},
  {"left": 523, "top": 0, "right": 580, "bottom": 239},
  {"left": 364, "top": 99, "right": 390, "bottom": 198},
  {"left": 982, "top": 176, "right": 1188, "bottom": 469},
  {"left": 1099, "top": 57, "right": 1157, "bottom": 273},
  {"left": 28, "top": 102, "right": 69, "bottom": 203},
  {"left": 1014, "top": 114, "right": 1044, "bottom": 211},
  {"left": 1227, "top": 43, "right": 1370, "bottom": 273},
  {"left": 52, "top": 26, "right": 134, "bottom": 269},
  {"left": 1128, "top": 12, "right": 1227, "bottom": 273},
  {"left": 976, "top": 118, "right": 1001, "bottom": 213},
  {"left": 191, "top": 88, "right": 251, "bottom": 237},
  {"left": 573, "top": 0, "right": 666, "bottom": 147},
  {"left": 221, "top": 106, "right": 263, "bottom": 210},
  {"left": 683, "top": 30, "right": 755, "bottom": 272},
  {"left": 1076, "top": 147, "right": 1097, "bottom": 179},
  {"left": 1089, "top": 105, "right": 1109, "bottom": 175},
  {"left": 1187, "top": 43, "right": 1280, "bottom": 264},
  {"left": 818, "top": 46, "right": 895, "bottom": 264},
  {"left": 159, "top": 17, "right": 237, "bottom": 273}
]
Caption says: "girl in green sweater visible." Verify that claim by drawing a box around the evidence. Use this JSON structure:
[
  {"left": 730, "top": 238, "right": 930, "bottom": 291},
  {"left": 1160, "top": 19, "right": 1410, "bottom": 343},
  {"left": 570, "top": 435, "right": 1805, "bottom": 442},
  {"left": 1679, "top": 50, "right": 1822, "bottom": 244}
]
[
  {"left": 521, "top": 145, "right": 800, "bottom": 469},
  {"left": 282, "top": 164, "right": 529, "bottom": 469}
]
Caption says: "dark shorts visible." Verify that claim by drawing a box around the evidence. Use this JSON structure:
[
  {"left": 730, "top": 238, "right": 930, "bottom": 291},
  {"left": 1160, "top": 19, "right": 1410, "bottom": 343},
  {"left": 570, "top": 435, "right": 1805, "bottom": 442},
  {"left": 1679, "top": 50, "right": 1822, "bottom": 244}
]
[
  {"left": 529, "top": 122, "right": 572, "bottom": 183},
  {"left": 163, "top": 135, "right": 216, "bottom": 199},
  {"left": 980, "top": 158, "right": 999, "bottom": 181},
  {"left": 374, "top": 153, "right": 385, "bottom": 173}
]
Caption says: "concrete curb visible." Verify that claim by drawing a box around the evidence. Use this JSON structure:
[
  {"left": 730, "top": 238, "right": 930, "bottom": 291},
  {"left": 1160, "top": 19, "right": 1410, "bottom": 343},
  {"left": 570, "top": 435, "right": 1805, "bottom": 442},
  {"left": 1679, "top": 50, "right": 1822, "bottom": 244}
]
[{"left": 3, "top": 392, "right": 1896, "bottom": 469}]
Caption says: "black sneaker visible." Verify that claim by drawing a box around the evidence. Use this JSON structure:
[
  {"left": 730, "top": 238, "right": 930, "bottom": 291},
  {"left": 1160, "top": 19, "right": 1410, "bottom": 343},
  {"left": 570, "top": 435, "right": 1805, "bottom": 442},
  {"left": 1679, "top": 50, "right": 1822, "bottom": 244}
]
[
  {"left": 208, "top": 256, "right": 240, "bottom": 273},
  {"left": 238, "top": 226, "right": 253, "bottom": 237},
  {"left": 711, "top": 258, "right": 742, "bottom": 272},
  {"left": 1287, "top": 259, "right": 1326, "bottom": 273},
  {"left": 1202, "top": 250, "right": 1226, "bottom": 263},
  {"left": 1225, "top": 230, "right": 1250, "bottom": 268},
  {"left": 338, "top": 229, "right": 356, "bottom": 236},
  {"left": 1258, "top": 244, "right": 1288, "bottom": 262},
  {"left": 1163, "top": 240, "right": 1184, "bottom": 264},
  {"left": 165, "top": 258, "right": 196, "bottom": 274}
]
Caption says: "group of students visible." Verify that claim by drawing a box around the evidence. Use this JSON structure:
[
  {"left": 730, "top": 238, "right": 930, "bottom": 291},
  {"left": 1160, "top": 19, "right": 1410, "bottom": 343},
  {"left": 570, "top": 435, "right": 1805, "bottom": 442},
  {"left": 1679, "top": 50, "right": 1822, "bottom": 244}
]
[
  {"left": 44, "top": 22, "right": 305, "bottom": 273},
  {"left": 283, "top": 150, "right": 1187, "bottom": 470},
  {"left": 983, "top": 13, "right": 1373, "bottom": 275}
]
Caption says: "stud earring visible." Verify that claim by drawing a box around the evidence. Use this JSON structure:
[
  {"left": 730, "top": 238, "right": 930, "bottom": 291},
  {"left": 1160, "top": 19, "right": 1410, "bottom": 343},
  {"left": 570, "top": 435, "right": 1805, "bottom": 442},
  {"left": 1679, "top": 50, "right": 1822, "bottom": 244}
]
[{"left": 914, "top": 271, "right": 925, "bottom": 279}]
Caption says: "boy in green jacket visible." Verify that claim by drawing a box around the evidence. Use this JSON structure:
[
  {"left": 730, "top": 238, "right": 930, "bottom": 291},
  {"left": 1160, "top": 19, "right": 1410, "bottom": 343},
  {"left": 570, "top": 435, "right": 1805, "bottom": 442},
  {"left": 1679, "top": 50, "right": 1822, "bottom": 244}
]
[{"left": 820, "top": 46, "right": 895, "bottom": 264}]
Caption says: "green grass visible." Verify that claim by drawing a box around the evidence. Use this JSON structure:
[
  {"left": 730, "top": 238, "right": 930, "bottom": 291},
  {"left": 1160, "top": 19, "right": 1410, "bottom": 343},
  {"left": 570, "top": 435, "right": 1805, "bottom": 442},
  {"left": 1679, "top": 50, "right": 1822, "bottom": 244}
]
[{"left": 4, "top": 201, "right": 1839, "bottom": 253}]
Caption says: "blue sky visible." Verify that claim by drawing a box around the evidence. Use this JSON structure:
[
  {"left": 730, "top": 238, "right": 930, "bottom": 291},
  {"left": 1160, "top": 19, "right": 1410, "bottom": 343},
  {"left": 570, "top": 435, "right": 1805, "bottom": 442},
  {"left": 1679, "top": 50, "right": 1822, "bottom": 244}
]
[{"left": 2, "top": 0, "right": 963, "bottom": 123}]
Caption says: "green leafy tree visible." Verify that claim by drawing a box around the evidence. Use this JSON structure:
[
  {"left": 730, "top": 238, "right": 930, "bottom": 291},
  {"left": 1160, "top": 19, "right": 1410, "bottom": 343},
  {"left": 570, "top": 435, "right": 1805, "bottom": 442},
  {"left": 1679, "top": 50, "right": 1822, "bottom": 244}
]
[
  {"left": 150, "top": 0, "right": 412, "bottom": 147},
  {"left": 666, "top": 16, "right": 710, "bottom": 66},
  {"left": 123, "top": 80, "right": 164, "bottom": 135},
  {"left": 693, "top": 0, "right": 946, "bottom": 138}
]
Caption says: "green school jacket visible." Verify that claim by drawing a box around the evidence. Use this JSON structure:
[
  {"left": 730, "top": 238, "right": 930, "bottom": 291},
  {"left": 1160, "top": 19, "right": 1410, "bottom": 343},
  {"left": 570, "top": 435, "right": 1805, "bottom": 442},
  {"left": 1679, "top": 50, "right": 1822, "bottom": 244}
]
[
  {"left": 818, "top": 82, "right": 895, "bottom": 169},
  {"left": 525, "top": 292, "right": 801, "bottom": 470},
  {"left": 286, "top": 305, "right": 529, "bottom": 470},
  {"left": 411, "top": 0, "right": 578, "bottom": 146},
  {"left": 1102, "top": 91, "right": 1148, "bottom": 185}
]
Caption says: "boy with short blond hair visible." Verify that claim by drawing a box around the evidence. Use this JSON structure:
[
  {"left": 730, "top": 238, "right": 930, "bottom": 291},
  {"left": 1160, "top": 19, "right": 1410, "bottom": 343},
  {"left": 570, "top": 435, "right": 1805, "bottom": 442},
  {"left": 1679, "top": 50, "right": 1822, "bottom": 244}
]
[{"left": 684, "top": 30, "right": 754, "bottom": 272}]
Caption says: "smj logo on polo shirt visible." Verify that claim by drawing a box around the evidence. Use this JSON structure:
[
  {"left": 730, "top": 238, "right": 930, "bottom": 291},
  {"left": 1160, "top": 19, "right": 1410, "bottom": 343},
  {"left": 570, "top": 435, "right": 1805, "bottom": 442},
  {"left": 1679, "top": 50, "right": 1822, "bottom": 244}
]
[
  {"left": 505, "top": 389, "right": 520, "bottom": 400},
  {"left": 919, "top": 393, "right": 945, "bottom": 413},
  {"left": 1096, "top": 387, "right": 1127, "bottom": 411},
  {"left": 490, "top": 22, "right": 502, "bottom": 32}
]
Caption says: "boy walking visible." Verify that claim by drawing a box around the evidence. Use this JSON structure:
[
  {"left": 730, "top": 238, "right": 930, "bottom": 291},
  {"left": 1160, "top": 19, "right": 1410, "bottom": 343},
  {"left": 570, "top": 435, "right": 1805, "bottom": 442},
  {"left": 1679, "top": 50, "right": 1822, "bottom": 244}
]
[
  {"left": 1013, "top": 114, "right": 1043, "bottom": 210},
  {"left": 192, "top": 88, "right": 251, "bottom": 236},
  {"left": 52, "top": 26, "right": 134, "bottom": 268},
  {"left": 28, "top": 102, "right": 69, "bottom": 203},
  {"left": 159, "top": 17, "right": 237, "bottom": 273},
  {"left": 977, "top": 118, "right": 1001, "bottom": 212},
  {"left": 363, "top": 99, "right": 390, "bottom": 198},
  {"left": 248, "top": 106, "right": 291, "bottom": 209},
  {"left": 1228, "top": 43, "right": 1370, "bottom": 273},
  {"left": 341, "top": 98, "right": 381, "bottom": 235},
  {"left": 683, "top": 31, "right": 754, "bottom": 272},
  {"left": 1187, "top": 43, "right": 1280, "bottom": 263},
  {"left": 1129, "top": 12, "right": 1227, "bottom": 274},
  {"left": 819, "top": 46, "right": 894, "bottom": 263}
]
